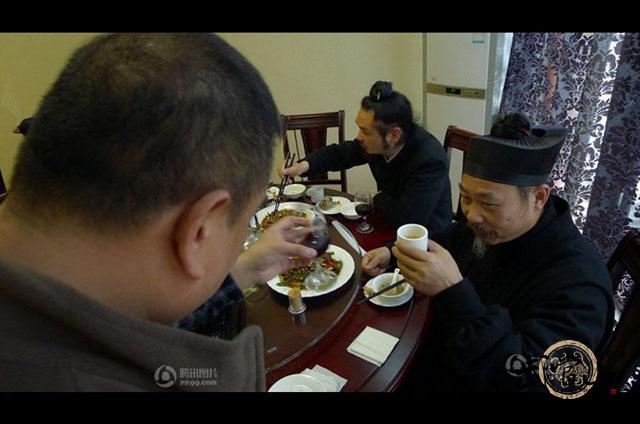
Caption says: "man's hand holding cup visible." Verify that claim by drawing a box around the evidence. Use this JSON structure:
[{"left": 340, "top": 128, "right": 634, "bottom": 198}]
[{"left": 392, "top": 224, "right": 463, "bottom": 296}]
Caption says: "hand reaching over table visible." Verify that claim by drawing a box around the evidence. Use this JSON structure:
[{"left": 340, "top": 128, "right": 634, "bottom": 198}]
[
  {"left": 361, "top": 247, "right": 391, "bottom": 277},
  {"left": 232, "top": 216, "right": 318, "bottom": 289},
  {"left": 278, "top": 159, "right": 310, "bottom": 182}
]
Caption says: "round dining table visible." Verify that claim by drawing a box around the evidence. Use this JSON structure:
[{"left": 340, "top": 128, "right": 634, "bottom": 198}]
[{"left": 245, "top": 189, "right": 434, "bottom": 391}]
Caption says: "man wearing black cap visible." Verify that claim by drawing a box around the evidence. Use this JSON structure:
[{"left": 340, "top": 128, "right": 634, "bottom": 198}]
[{"left": 364, "top": 113, "right": 614, "bottom": 392}]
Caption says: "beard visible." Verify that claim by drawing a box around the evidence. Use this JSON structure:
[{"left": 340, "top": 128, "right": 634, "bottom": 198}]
[{"left": 472, "top": 236, "right": 487, "bottom": 258}]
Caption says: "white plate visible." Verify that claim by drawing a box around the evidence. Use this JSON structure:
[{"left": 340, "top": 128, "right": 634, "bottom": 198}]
[
  {"left": 316, "top": 196, "right": 351, "bottom": 215},
  {"left": 266, "top": 244, "right": 355, "bottom": 298},
  {"left": 363, "top": 278, "right": 414, "bottom": 307},
  {"left": 340, "top": 201, "right": 360, "bottom": 220},
  {"left": 268, "top": 374, "right": 329, "bottom": 392},
  {"left": 251, "top": 202, "right": 315, "bottom": 228}
]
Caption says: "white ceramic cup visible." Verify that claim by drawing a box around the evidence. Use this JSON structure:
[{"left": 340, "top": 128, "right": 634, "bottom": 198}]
[
  {"left": 306, "top": 186, "right": 325, "bottom": 204},
  {"left": 397, "top": 224, "right": 429, "bottom": 251}
]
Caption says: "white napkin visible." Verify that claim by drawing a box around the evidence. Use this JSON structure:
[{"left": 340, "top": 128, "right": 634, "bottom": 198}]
[
  {"left": 346, "top": 326, "right": 399, "bottom": 367},
  {"left": 301, "top": 365, "right": 348, "bottom": 392}
]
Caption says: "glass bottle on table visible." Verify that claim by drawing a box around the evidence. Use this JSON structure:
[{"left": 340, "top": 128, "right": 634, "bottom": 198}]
[
  {"left": 303, "top": 207, "right": 338, "bottom": 291},
  {"left": 354, "top": 191, "right": 374, "bottom": 234}
]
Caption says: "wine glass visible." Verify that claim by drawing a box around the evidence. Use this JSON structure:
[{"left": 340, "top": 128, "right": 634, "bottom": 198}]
[
  {"left": 354, "top": 191, "right": 374, "bottom": 234},
  {"left": 303, "top": 207, "right": 338, "bottom": 291},
  {"left": 243, "top": 225, "right": 261, "bottom": 251}
]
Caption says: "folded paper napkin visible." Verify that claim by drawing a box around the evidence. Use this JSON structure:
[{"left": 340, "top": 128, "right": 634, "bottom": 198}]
[
  {"left": 347, "top": 326, "right": 399, "bottom": 367},
  {"left": 301, "top": 365, "right": 348, "bottom": 392}
]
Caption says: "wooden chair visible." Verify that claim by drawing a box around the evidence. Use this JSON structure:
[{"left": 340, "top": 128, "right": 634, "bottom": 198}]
[
  {"left": 443, "top": 125, "right": 477, "bottom": 169},
  {"left": 598, "top": 228, "right": 640, "bottom": 393},
  {"left": 0, "top": 169, "right": 8, "bottom": 204},
  {"left": 281, "top": 110, "right": 348, "bottom": 193},
  {"left": 443, "top": 125, "right": 478, "bottom": 221}
]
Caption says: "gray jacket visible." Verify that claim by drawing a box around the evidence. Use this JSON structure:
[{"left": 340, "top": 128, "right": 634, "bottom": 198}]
[{"left": 0, "top": 260, "right": 265, "bottom": 391}]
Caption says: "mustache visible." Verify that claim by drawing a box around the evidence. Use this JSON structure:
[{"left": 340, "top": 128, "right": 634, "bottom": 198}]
[{"left": 468, "top": 223, "right": 490, "bottom": 237}]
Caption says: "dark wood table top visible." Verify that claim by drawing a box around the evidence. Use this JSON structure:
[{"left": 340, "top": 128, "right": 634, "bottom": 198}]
[
  {"left": 325, "top": 193, "right": 396, "bottom": 252},
  {"left": 245, "top": 188, "right": 433, "bottom": 391}
]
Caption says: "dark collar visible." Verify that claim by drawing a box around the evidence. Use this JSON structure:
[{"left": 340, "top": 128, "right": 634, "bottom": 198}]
[
  {"left": 376, "top": 124, "right": 418, "bottom": 165},
  {"left": 492, "top": 195, "right": 571, "bottom": 256}
]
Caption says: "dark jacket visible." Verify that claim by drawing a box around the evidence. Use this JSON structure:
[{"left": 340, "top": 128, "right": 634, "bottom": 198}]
[
  {"left": 0, "top": 260, "right": 265, "bottom": 391},
  {"left": 422, "top": 195, "right": 614, "bottom": 392},
  {"left": 305, "top": 125, "right": 452, "bottom": 233}
]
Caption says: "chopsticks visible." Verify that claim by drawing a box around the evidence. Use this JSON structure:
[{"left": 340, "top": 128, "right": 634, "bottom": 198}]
[
  {"left": 357, "top": 279, "right": 407, "bottom": 305},
  {"left": 274, "top": 152, "right": 296, "bottom": 213}
]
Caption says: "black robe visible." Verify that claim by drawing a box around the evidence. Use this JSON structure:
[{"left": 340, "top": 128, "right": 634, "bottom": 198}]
[
  {"left": 304, "top": 125, "right": 452, "bottom": 233},
  {"left": 416, "top": 195, "right": 614, "bottom": 392}
]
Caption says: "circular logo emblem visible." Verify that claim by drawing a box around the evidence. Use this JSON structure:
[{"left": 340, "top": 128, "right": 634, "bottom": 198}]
[
  {"left": 538, "top": 340, "right": 597, "bottom": 399},
  {"left": 505, "top": 354, "right": 530, "bottom": 377},
  {"left": 154, "top": 365, "right": 177, "bottom": 388}
]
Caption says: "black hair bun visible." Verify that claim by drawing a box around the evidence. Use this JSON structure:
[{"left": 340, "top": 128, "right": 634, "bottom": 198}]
[
  {"left": 369, "top": 81, "right": 393, "bottom": 101},
  {"left": 490, "top": 112, "right": 531, "bottom": 139}
]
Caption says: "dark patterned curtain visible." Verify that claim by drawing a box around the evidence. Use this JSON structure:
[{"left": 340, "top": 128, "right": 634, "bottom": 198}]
[
  {"left": 582, "top": 34, "right": 640, "bottom": 259},
  {"left": 500, "top": 32, "right": 640, "bottom": 392},
  {"left": 499, "top": 33, "right": 640, "bottom": 258}
]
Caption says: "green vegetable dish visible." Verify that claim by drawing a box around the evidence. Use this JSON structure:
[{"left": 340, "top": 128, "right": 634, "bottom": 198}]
[{"left": 277, "top": 252, "right": 343, "bottom": 290}]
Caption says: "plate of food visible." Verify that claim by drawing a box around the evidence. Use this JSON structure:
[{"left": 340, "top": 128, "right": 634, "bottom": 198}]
[
  {"left": 266, "top": 244, "right": 355, "bottom": 298},
  {"left": 251, "top": 202, "right": 315, "bottom": 230},
  {"left": 316, "top": 196, "right": 351, "bottom": 215}
]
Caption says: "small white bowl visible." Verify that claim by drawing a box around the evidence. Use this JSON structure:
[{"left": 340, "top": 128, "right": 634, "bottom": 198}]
[
  {"left": 340, "top": 201, "right": 360, "bottom": 220},
  {"left": 372, "top": 273, "right": 408, "bottom": 300},
  {"left": 283, "top": 183, "right": 306, "bottom": 199},
  {"left": 265, "top": 186, "right": 281, "bottom": 200}
]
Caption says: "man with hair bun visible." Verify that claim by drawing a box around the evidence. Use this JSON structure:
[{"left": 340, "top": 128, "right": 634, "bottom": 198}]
[
  {"left": 280, "top": 81, "right": 452, "bottom": 233},
  {"left": 366, "top": 112, "right": 614, "bottom": 392}
]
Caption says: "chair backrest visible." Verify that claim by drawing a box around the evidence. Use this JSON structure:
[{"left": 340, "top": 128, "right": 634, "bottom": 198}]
[
  {"left": 0, "top": 168, "right": 8, "bottom": 204},
  {"left": 598, "top": 228, "right": 640, "bottom": 392},
  {"left": 281, "top": 110, "right": 347, "bottom": 193},
  {"left": 443, "top": 125, "right": 478, "bottom": 220},
  {"left": 443, "top": 125, "right": 477, "bottom": 171}
]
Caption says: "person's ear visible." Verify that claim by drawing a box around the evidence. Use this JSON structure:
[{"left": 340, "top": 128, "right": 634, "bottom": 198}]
[
  {"left": 387, "top": 126, "right": 402, "bottom": 145},
  {"left": 533, "top": 184, "right": 551, "bottom": 209},
  {"left": 173, "top": 190, "right": 231, "bottom": 279}
]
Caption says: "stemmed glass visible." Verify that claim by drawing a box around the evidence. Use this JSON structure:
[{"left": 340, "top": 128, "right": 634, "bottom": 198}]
[
  {"left": 303, "top": 207, "right": 338, "bottom": 291},
  {"left": 354, "top": 191, "right": 374, "bottom": 234}
]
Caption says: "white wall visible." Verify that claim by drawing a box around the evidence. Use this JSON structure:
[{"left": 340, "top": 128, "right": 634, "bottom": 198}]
[
  {"left": 0, "top": 33, "right": 98, "bottom": 185},
  {"left": 1, "top": 33, "right": 425, "bottom": 197},
  {"left": 220, "top": 33, "right": 424, "bottom": 195},
  {"left": 2, "top": 33, "right": 508, "bottom": 217}
]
